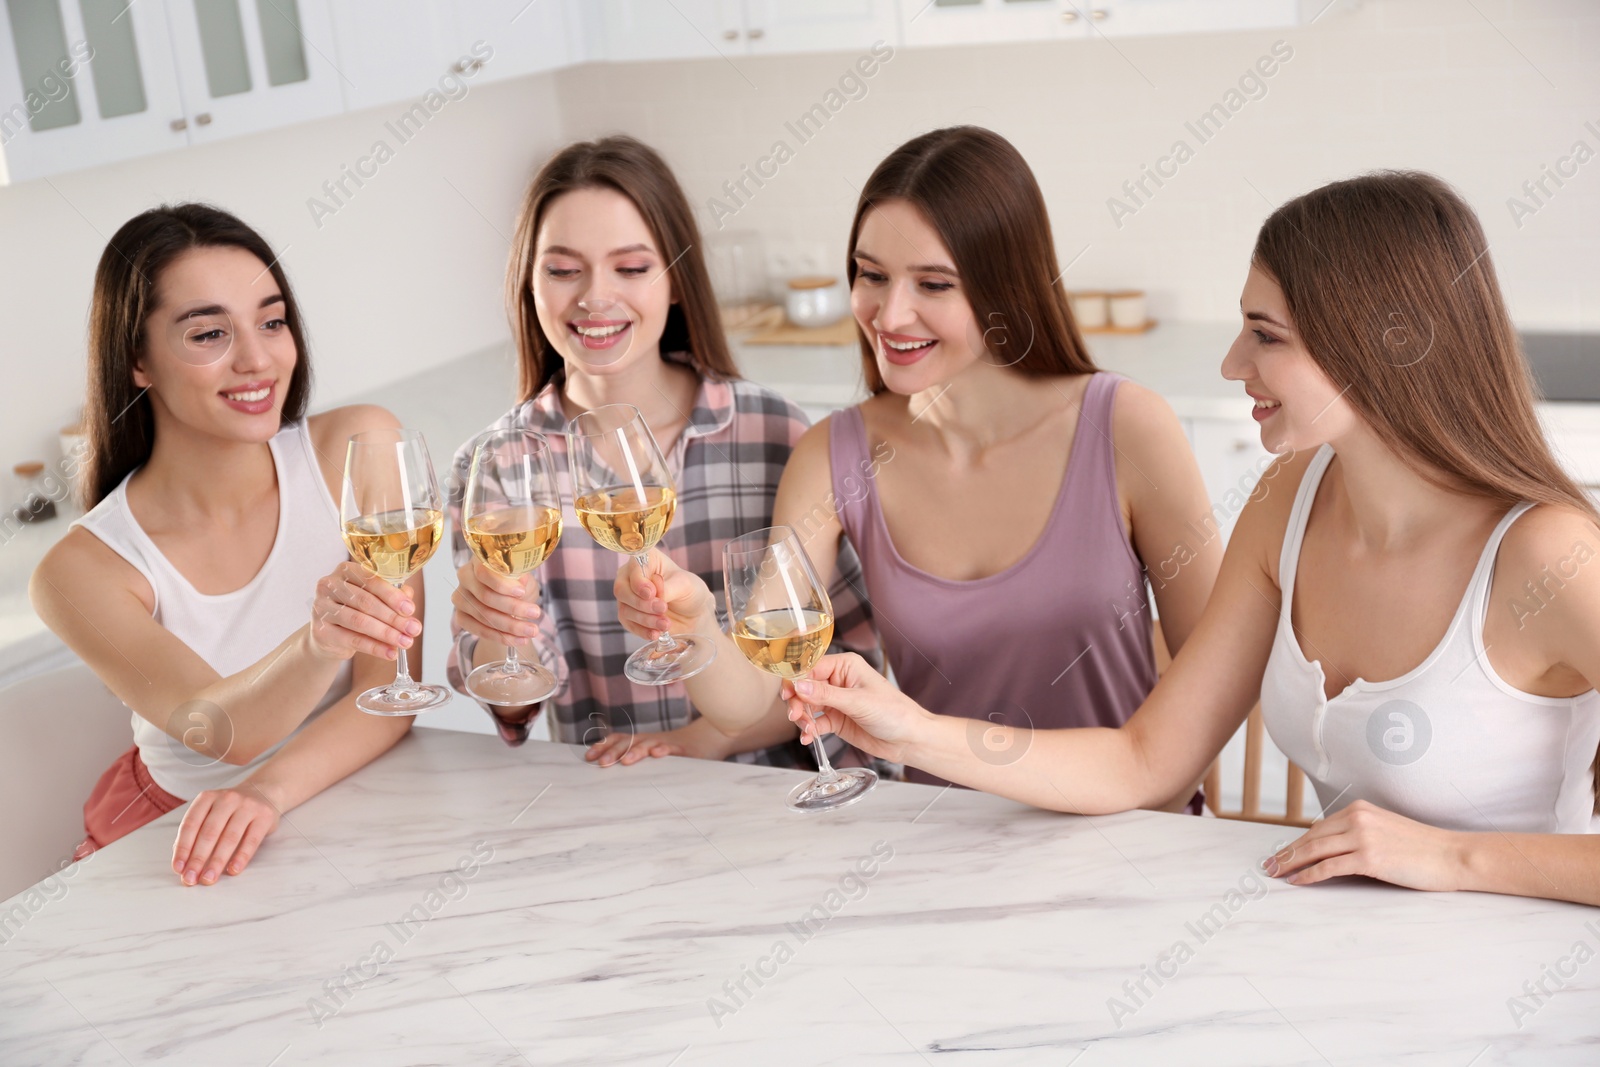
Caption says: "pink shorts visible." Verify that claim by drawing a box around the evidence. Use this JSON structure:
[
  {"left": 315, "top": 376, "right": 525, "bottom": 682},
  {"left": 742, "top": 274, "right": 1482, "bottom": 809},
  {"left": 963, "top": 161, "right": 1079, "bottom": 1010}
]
[{"left": 74, "top": 746, "right": 185, "bottom": 862}]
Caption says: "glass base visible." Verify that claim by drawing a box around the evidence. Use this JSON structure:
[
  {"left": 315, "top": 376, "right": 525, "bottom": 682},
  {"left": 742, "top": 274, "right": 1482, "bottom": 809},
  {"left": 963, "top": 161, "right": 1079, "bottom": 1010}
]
[
  {"left": 787, "top": 767, "right": 878, "bottom": 813},
  {"left": 625, "top": 633, "right": 716, "bottom": 686},
  {"left": 357, "top": 681, "right": 453, "bottom": 716},
  {"left": 466, "top": 660, "right": 556, "bottom": 706}
]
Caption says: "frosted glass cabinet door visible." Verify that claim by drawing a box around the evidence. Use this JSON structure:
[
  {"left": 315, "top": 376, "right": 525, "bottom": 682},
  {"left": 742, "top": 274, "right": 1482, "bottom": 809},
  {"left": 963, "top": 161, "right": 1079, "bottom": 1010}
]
[
  {"left": 0, "top": 0, "right": 187, "bottom": 183},
  {"left": 163, "top": 0, "right": 343, "bottom": 144}
]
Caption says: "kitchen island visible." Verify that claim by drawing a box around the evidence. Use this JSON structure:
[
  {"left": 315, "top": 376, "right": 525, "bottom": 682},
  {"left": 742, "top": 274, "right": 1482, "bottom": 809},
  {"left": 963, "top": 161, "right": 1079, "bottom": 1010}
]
[{"left": 1, "top": 727, "right": 1595, "bottom": 1064}]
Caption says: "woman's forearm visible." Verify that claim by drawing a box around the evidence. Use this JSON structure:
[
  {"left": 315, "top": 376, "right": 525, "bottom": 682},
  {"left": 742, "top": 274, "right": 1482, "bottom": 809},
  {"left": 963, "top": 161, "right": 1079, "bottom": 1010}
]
[
  {"left": 187, "top": 626, "right": 351, "bottom": 765},
  {"left": 902, "top": 715, "right": 1156, "bottom": 815},
  {"left": 676, "top": 607, "right": 786, "bottom": 733},
  {"left": 1456, "top": 830, "right": 1600, "bottom": 906},
  {"left": 242, "top": 694, "right": 412, "bottom": 814}
]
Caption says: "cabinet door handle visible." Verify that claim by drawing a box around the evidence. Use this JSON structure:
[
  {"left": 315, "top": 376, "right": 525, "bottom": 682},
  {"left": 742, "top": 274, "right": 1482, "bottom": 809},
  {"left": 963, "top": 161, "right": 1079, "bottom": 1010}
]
[
  {"left": 722, "top": 28, "right": 738, "bottom": 40},
  {"left": 1091, "top": 7, "right": 1109, "bottom": 19},
  {"left": 452, "top": 57, "right": 483, "bottom": 74},
  {"left": 170, "top": 117, "right": 188, "bottom": 132},
  {"left": 1061, "top": 9, "right": 1079, "bottom": 21},
  {"left": 747, "top": 27, "right": 764, "bottom": 39},
  {"left": 195, "top": 113, "right": 212, "bottom": 126}
]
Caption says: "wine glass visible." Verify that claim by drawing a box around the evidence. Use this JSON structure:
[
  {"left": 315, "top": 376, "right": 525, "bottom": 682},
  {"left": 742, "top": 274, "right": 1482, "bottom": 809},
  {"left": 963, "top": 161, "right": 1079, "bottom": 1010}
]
[
  {"left": 341, "top": 428, "right": 452, "bottom": 715},
  {"left": 461, "top": 428, "right": 563, "bottom": 705},
  {"left": 723, "top": 525, "right": 877, "bottom": 813},
  {"left": 568, "top": 403, "right": 715, "bottom": 685}
]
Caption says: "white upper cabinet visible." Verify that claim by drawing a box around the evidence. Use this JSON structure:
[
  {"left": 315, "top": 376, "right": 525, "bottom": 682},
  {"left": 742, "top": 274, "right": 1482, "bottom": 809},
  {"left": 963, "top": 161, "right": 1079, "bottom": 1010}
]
[
  {"left": 328, "top": 0, "right": 454, "bottom": 113},
  {"left": 597, "top": 1, "right": 897, "bottom": 60},
  {"left": 163, "top": 0, "right": 345, "bottom": 144},
  {"left": 442, "top": 0, "right": 574, "bottom": 82},
  {"left": 598, "top": 0, "right": 740, "bottom": 62},
  {"left": 0, "top": 0, "right": 187, "bottom": 182},
  {"left": 902, "top": 0, "right": 1298, "bottom": 48},
  {"left": 740, "top": 1, "right": 899, "bottom": 54}
]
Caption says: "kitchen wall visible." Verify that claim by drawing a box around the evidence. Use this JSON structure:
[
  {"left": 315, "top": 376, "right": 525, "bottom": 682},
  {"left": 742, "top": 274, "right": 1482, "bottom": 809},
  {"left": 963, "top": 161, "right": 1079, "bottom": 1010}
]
[
  {"left": 0, "top": 70, "right": 564, "bottom": 486},
  {"left": 561, "top": 0, "right": 1599, "bottom": 328},
  {"left": 1, "top": 0, "right": 1597, "bottom": 478}
]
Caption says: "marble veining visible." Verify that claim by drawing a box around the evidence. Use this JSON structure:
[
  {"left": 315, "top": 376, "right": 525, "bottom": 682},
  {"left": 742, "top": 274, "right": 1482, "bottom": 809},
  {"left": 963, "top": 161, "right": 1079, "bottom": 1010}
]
[{"left": 2, "top": 729, "right": 1597, "bottom": 1065}]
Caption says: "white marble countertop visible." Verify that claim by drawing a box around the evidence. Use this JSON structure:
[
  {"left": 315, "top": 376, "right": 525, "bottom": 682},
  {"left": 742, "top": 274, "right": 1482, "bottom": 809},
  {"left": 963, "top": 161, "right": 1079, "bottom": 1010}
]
[{"left": 2, "top": 728, "right": 1596, "bottom": 1064}]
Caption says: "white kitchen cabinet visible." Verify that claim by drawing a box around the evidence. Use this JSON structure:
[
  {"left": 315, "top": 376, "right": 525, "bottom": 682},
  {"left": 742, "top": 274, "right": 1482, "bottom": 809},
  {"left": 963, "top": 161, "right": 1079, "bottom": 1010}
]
[
  {"left": 442, "top": 0, "right": 574, "bottom": 82},
  {"left": 741, "top": 1, "right": 898, "bottom": 54},
  {"left": 164, "top": 0, "right": 345, "bottom": 146},
  {"left": 598, "top": 0, "right": 896, "bottom": 60},
  {"left": 901, "top": 0, "right": 1298, "bottom": 49},
  {"left": 1185, "top": 414, "right": 1275, "bottom": 546},
  {"left": 328, "top": 0, "right": 453, "bottom": 113},
  {"left": 0, "top": 0, "right": 187, "bottom": 182},
  {"left": 599, "top": 0, "right": 739, "bottom": 61}
]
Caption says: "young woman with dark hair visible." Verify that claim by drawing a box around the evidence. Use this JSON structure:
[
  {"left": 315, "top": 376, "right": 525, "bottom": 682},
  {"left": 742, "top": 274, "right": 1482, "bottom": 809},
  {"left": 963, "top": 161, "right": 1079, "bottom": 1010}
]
[
  {"left": 446, "top": 135, "right": 878, "bottom": 769},
  {"left": 785, "top": 170, "right": 1600, "bottom": 907},
  {"left": 32, "top": 203, "right": 422, "bottom": 884},
  {"left": 612, "top": 126, "right": 1222, "bottom": 807}
]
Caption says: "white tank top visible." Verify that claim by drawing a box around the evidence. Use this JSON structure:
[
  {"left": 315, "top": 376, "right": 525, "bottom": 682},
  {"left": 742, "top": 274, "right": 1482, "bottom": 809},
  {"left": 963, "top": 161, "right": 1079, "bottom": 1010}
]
[
  {"left": 1260, "top": 445, "right": 1600, "bottom": 834},
  {"left": 73, "top": 420, "right": 353, "bottom": 798}
]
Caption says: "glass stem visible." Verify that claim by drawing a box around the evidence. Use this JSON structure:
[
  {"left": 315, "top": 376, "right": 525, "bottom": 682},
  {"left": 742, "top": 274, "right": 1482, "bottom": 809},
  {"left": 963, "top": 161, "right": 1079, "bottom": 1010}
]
[
  {"left": 391, "top": 580, "right": 414, "bottom": 692},
  {"left": 809, "top": 731, "right": 840, "bottom": 783},
  {"left": 637, "top": 553, "right": 676, "bottom": 651},
  {"left": 505, "top": 642, "right": 520, "bottom": 669}
]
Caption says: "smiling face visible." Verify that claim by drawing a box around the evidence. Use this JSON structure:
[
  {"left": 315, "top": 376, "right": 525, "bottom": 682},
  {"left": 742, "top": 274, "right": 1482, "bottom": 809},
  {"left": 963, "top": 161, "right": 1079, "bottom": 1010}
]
[
  {"left": 1222, "top": 266, "right": 1359, "bottom": 454},
  {"left": 132, "top": 245, "right": 297, "bottom": 442},
  {"left": 851, "top": 199, "right": 991, "bottom": 396},
  {"left": 531, "top": 186, "right": 673, "bottom": 378}
]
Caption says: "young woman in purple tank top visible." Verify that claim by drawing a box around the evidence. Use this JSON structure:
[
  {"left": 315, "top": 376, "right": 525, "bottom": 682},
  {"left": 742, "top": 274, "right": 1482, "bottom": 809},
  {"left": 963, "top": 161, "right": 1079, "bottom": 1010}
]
[
  {"left": 787, "top": 173, "right": 1600, "bottom": 909},
  {"left": 606, "top": 127, "right": 1223, "bottom": 811}
]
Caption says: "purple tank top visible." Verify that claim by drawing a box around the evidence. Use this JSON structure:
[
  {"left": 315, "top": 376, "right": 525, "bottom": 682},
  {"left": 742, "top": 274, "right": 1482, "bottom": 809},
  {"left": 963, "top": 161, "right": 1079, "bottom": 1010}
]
[{"left": 830, "top": 372, "right": 1162, "bottom": 790}]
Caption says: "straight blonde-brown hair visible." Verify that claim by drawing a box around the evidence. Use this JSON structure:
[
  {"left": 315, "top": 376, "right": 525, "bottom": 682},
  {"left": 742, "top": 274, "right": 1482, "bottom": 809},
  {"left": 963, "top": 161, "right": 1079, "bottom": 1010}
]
[
  {"left": 507, "top": 136, "right": 738, "bottom": 402},
  {"left": 847, "top": 126, "right": 1098, "bottom": 394}
]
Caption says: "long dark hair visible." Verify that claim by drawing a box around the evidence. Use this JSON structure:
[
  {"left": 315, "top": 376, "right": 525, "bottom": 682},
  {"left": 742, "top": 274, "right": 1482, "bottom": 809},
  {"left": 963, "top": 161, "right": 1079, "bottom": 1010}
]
[
  {"left": 848, "top": 126, "right": 1098, "bottom": 394},
  {"left": 1254, "top": 172, "right": 1599, "bottom": 526},
  {"left": 82, "top": 204, "right": 312, "bottom": 507},
  {"left": 507, "top": 135, "right": 738, "bottom": 402}
]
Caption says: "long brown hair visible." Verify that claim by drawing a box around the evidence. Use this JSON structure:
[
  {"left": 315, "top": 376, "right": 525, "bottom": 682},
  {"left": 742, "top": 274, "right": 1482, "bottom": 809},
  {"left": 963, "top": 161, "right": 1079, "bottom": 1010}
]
[
  {"left": 847, "top": 126, "right": 1097, "bottom": 394},
  {"left": 82, "top": 204, "right": 312, "bottom": 508},
  {"left": 1254, "top": 171, "right": 1599, "bottom": 526},
  {"left": 1256, "top": 171, "right": 1600, "bottom": 810},
  {"left": 507, "top": 136, "right": 737, "bottom": 402}
]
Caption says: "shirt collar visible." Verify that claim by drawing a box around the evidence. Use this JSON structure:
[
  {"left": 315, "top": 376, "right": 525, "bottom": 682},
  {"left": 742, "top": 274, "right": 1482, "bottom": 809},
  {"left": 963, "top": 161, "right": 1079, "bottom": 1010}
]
[{"left": 525, "top": 351, "right": 736, "bottom": 441}]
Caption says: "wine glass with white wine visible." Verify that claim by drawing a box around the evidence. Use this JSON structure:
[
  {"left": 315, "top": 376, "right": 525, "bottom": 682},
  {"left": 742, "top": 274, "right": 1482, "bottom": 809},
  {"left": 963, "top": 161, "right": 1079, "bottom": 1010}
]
[
  {"left": 341, "top": 428, "right": 452, "bottom": 715},
  {"left": 723, "top": 525, "right": 877, "bottom": 813},
  {"left": 568, "top": 403, "right": 715, "bottom": 685},
  {"left": 461, "top": 428, "right": 563, "bottom": 705}
]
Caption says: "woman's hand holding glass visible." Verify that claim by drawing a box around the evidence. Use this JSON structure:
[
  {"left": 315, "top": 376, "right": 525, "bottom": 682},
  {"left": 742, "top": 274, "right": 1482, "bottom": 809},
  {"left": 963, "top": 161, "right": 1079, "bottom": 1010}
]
[
  {"left": 452, "top": 561, "right": 544, "bottom": 649},
  {"left": 783, "top": 652, "right": 934, "bottom": 768},
  {"left": 307, "top": 560, "right": 422, "bottom": 662},
  {"left": 612, "top": 548, "right": 716, "bottom": 643}
]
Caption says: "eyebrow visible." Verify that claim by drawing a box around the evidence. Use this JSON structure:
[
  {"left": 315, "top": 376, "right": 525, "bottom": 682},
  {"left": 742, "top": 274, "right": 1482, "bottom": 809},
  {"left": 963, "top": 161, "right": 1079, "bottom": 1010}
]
[
  {"left": 175, "top": 294, "right": 284, "bottom": 321},
  {"left": 1243, "top": 308, "right": 1290, "bottom": 329},
  {"left": 853, "top": 250, "right": 959, "bottom": 277},
  {"left": 542, "top": 243, "right": 655, "bottom": 258}
]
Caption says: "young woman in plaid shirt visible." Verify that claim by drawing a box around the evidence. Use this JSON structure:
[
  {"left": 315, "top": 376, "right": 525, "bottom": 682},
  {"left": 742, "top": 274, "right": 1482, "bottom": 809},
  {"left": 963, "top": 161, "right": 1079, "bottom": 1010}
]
[{"left": 446, "top": 136, "right": 876, "bottom": 769}]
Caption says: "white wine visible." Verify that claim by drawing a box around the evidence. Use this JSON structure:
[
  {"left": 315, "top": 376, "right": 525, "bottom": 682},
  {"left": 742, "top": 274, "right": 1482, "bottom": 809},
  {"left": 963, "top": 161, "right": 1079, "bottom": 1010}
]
[
  {"left": 465, "top": 504, "right": 562, "bottom": 576},
  {"left": 343, "top": 508, "right": 444, "bottom": 582},
  {"left": 733, "top": 608, "right": 834, "bottom": 680},
  {"left": 574, "top": 485, "right": 676, "bottom": 556}
]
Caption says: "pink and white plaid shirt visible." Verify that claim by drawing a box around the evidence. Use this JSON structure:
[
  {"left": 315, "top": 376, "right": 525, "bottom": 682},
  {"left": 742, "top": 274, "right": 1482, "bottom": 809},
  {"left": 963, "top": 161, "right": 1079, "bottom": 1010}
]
[{"left": 445, "top": 356, "right": 879, "bottom": 769}]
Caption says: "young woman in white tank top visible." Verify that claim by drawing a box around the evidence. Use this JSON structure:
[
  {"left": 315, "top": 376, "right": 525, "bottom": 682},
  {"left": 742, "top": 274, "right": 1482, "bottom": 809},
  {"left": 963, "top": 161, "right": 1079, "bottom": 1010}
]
[
  {"left": 32, "top": 204, "right": 427, "bottom": 887},
  {"left": 781, "top": 172, "right": 1600, "bottom": 908}
]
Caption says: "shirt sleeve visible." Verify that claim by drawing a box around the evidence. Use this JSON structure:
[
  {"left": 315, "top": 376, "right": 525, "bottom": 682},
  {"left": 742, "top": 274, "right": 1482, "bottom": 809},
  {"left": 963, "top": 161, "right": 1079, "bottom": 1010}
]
[{"left": 443, "top": 426, "right": 570, "bottom": 746}]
